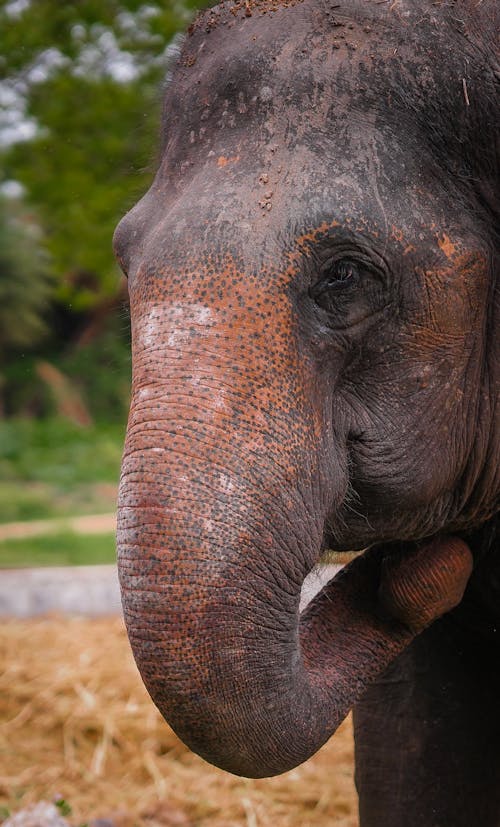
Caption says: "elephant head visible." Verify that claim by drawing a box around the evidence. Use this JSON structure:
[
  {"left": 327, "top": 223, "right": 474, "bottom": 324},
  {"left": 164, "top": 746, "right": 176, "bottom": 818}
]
[{"left": 114, "top": 0, "right": 498, "bottom": 777}]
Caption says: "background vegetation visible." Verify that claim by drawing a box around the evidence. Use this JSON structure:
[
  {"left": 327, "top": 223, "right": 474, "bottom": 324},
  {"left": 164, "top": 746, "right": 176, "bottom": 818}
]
[{"left": 0, "top": 0, "right": 209, "bottom": 558}]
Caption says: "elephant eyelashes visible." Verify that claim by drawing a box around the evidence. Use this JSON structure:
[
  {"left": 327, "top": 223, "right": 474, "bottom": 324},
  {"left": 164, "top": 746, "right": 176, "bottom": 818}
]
[
  {"left": 323, "top": 260, "right": 360, "bottom": 289},
  {"left": 310, "top": 259, "right": 361, "bottom": 313}
]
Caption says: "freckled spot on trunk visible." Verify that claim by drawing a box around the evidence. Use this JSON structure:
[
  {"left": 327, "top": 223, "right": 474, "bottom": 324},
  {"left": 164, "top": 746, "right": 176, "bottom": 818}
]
[
  {"left": 391, "top": 225, "right": 405, "bottom": 243},
  {"left": 217, "top": 155, "right": 240, "bottom": 168},
  {"left": 438, "top": 233, "right": 456, "bottom": 259}
]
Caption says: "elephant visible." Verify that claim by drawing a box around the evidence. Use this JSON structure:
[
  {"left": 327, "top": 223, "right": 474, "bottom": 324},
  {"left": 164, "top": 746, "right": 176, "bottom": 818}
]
[{"left": 113, "top": 1, "right": 499, "bottom": 824}]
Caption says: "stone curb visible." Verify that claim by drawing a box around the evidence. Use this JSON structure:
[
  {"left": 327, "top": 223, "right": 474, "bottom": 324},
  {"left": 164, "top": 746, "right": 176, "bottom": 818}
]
[
  {"left": 0, "top": 563, "right": 340, "bottom": 618},
  {"left": 0, "top": 564, "right": 122, "bottom": 618}
]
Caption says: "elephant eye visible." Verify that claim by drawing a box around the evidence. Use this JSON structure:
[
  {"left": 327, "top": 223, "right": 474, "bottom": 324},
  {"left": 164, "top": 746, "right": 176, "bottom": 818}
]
[
  {"left": 310, "top": 259, "right": 361, "bottom": 311},
  {"left": 322, "top": 259, "right": 360, "bottom": 289}
]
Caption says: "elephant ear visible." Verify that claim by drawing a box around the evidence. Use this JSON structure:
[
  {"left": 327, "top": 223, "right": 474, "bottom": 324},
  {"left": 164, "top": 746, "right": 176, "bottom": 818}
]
[
  {"left": 433, "top": 4, "right": 499, "bottom": 229},
  {"left": 473, "top": 134, "right": 499, "bottom": 233},
  {"left": 454, "top": 517, "right": 500, "bottom": 636}
]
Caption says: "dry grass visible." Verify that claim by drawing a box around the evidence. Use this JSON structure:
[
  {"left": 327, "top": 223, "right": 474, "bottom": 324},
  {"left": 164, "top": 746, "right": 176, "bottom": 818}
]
[{"left": 0, "top": 617, "right": 358, "bottom": 827}]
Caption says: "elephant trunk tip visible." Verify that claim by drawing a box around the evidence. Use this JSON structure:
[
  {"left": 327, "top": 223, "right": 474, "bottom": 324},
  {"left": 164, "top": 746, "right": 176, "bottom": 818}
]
[
  {"left": 120, "top": 518, "right": 474, "bottom": 781},
  {"left": 379, "top": 535, "right": 473, "bottom": 633}
]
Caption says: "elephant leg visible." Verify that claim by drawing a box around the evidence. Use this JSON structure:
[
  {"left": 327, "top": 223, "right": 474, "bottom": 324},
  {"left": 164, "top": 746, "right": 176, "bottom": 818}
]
[{"left": 353, "top": 615, "right": 500, "bottom": 827}]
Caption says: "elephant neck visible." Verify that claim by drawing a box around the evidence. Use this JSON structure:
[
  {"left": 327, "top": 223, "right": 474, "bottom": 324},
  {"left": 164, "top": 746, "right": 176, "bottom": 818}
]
[
  {"left": 453, "top": 515, "right": 500, "bottom": 640},
  {"left": 463, "top": 514, "right": 498, "bottom": 561}
]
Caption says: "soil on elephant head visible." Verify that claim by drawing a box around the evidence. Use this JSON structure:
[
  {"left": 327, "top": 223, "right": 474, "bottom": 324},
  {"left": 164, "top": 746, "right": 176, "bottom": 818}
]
[{"left": 0, "top": 616, "right": 357, "bottom": 827}]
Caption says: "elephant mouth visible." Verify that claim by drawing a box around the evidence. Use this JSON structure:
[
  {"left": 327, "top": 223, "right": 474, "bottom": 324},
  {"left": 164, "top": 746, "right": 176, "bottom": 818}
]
[
  {"left": 300, "top": 548, "right": 365, "bottom": 608},
  {"left": 320, "top": 548, "right": 366, "bottom": 565}
]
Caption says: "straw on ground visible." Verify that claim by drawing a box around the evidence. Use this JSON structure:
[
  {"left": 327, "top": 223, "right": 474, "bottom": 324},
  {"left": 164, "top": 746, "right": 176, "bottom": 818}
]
[{"left": 0, "top": 616, "right": 358, "bottom": 827}]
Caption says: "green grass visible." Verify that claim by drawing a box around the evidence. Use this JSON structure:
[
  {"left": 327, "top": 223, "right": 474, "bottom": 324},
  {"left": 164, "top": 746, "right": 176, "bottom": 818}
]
[
  {"left": 0, "top": 417, "right": 125, "bottom": 523},
  {"left": 0, "top": 531, "right": 116, "bottom": 567},
  {"left": 0, "top": 418, "right": 125, "bottom": 485}
]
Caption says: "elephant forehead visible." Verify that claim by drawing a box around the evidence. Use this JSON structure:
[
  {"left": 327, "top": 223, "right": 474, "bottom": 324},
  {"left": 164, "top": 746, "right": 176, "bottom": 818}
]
[
  {"left": 161, "top": 3, "right": 408, "bottom": 176},
  {"left": 157, "top": 0, "right": 497, "bottom": 241},
  {"left": 153, "top": 5, "right": 485, "bottom": 247}
]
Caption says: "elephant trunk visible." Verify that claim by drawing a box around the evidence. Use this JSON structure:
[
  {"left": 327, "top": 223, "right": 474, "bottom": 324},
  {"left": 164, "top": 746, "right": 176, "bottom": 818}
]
[
  {"left": 118, "top": 429, "right": 472, "bottom": 777},
  {"left": 117, "top": 298, "right": 472, "bottom": 777}
]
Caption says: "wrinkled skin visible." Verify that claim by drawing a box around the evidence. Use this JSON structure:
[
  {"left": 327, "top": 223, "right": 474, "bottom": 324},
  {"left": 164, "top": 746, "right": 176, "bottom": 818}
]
[{"left": 114, "top": 1, "right": 499, "bottom": 824}]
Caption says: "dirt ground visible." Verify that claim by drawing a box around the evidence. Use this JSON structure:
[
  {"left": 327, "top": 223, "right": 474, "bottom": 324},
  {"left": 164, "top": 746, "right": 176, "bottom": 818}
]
[{"left": 1, "top": 616, "right": 358, "bottom": 827}]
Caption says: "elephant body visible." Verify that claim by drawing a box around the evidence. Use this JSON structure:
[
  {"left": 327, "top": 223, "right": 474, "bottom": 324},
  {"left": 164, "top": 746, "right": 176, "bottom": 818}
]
[{"left": 114, "top": 1, "right": 499, "bottom": 824}]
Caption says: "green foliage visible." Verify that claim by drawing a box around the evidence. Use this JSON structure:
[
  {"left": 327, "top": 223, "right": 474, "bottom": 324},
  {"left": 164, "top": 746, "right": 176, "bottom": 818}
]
[
  {"left": 0, "top": 417, "right": 124, "bottom": 523},
  {"left": 0, "top": 196, "right": 52, "bottom": 355},
  {"left": 0, "top": 1, "right": 204, "bottom": 73},
  {"left": 1, "top": 0, "right": 210, "bottom": 306},
  {"left": 6, "top": 73, "right": 158, "bottom": 305},
  {"left": 0, "top": 417, "right": 124, "bottom": 485},
  {"left": 0, "top": 0, "right": 211, "bottom": 419},
  {"left": 0, "top": 477, "right": 118, "bottom": 522},
  {"left": 1, "top": 311, "right": 131, "bottom": 420},
  {"left": 57, "top": 315, "right": 132, "bottom": 420},
  {"left": 0, "top": 481, "right": 58, "bottom": 522},
  {"left": 0, "top": 531, "right": 116, "bottom": 566},
  {"left": 54, "top": 800, "right": 72, "bottom": 817}
]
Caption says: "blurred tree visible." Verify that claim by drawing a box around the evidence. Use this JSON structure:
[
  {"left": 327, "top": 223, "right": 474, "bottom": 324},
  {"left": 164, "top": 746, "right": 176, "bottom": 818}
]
[
  {"left": 0, "top": 194, "right": 52, "bottom": 415},
  {"left": 0, "top": 195, "right": 51, "bottom": 354},
  {"left": 0, "top": 0, "right": 209, "bottom": 308},
  {"left": 0, "top": 0, "right": 210, "bottom": 419}
]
